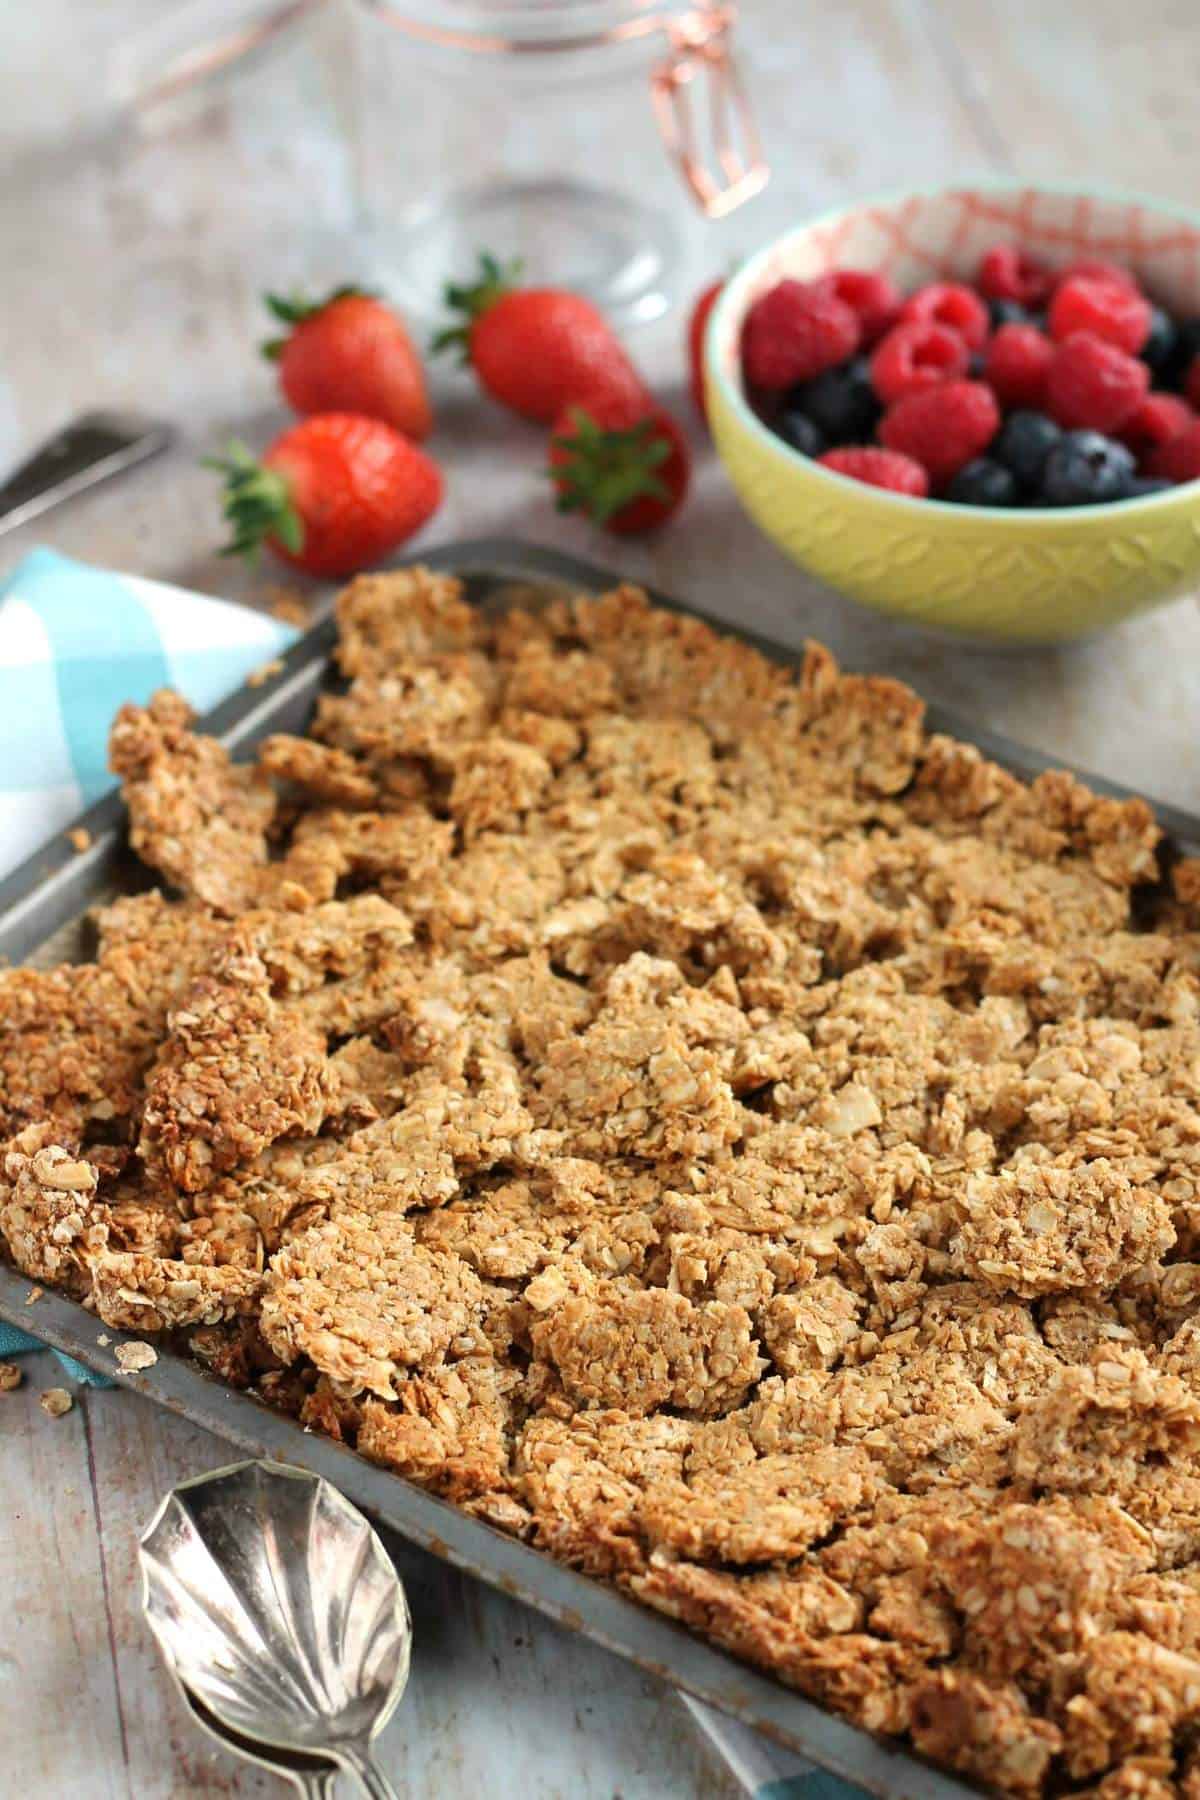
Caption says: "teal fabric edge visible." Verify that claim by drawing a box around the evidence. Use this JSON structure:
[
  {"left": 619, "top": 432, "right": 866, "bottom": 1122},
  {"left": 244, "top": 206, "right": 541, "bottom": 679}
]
[
  {"left": 0, "top": 1323, "right": 112, "bottom": 1387},
  {"left": 757, "top": 1775, "right": 873, "bottom": 1800},
  {"left": 2, "top": 546, "right": 171, "bottom": 804}
]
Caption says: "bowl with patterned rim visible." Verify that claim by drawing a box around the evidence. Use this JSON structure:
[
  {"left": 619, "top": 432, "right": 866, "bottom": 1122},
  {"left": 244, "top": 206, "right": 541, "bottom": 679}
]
[{"left": 704, "top": 182, "right": 1200, "bottom": 644}]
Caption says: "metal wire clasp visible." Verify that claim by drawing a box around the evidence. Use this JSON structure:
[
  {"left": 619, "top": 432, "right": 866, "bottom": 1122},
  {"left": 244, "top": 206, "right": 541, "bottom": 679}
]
[{"left": 651, "top": 4, "right": 767, "bottom": 218}]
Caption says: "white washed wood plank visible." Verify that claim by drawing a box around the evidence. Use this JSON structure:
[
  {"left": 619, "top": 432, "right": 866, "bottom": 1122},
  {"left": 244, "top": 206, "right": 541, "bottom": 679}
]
[
  {"left": 0, "top": 1365, "right": 127, "bottom": 1800},
  {"left": 927, "top": 0, "right": 1200, "bottom": 198},
  {"left": 80, "top": 1385, "right": 278, "bottom": 1799}
]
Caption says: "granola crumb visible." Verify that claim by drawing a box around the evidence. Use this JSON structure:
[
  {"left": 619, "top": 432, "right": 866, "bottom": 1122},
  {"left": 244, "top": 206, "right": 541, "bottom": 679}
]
[
  {"left": 96, "top": 1333, "right": 111, "bottom": 1346},
  {"left": 0, "top": 1361, "right": 21, "bottom": 1391},
  {"left": 115, "top": 1341, "right": 158, "bottom": 1373},
  {"left": 267, "top": 586, "right": 310, "bottom": 628},
  {"left": 246, "top": 657, "right": 285, "bottom": 689},
  {"left": 67, "top": 827, "right": 91, "bottom": 853},
  {"left": 39, "top": 1387, "right": 72, "bottom": 1417},
  {"left": 25, "top": 1286, "right": 43, "bottom": 1306}
]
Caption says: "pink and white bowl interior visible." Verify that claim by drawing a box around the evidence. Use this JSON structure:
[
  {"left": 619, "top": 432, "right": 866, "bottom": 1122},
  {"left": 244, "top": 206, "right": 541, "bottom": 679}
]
[{"left": 714, "top": 184, "right": 1200, "bottom": 383}]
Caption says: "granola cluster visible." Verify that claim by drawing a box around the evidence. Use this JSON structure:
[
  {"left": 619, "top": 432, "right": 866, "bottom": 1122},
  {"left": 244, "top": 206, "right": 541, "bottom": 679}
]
[{"left": 6, "top": 567, "right": 1200, "bottom": 1794}]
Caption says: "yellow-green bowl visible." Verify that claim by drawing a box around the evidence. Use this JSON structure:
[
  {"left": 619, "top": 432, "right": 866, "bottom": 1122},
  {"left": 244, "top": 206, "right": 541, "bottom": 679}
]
[{"left": 705, "top": 182, "right": 1200, "bottom": 645}]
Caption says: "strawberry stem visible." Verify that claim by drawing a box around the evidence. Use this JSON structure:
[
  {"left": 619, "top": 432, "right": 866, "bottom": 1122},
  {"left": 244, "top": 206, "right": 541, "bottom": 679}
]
[
  {"left": 206, "top": 441, "right": 304, "bottom": 562},
  {"left": 432, "top": 251, "right": 523, "bottom": 360},
  {"left": 550, "top": 408, "right": 670, "bottom": 525},
  {"left": 259, "top": 285, "right": 372, "bottom": 361}
]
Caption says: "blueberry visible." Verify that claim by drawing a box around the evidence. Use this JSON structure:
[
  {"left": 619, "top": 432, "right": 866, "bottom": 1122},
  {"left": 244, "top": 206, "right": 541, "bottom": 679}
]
[
  {"left": 775, "top": 408, "right": 825, "bottom": 457},
  {"left": 1039, "top": 431, "right": 1135, "bottom": 506},
  {"left": 1140, "top": 305, "right": 1178, "bottom": 377},
  {"left": 991, "top": 411, "right": 1062, "bottom": 492},
  {"left": 1122, "top": 475, "right": 1174, "bottom": 500},
  {"left": 987, "top": 298, "right": 1031, "bottom": 329},
  {"left": 946, "top": 458, "right": 1019, "bottom": 507},
  {"left": 1163, "top": 316, "right": 1200, "bottom": 389},
  {"left": 789, "top": 357, "right": 879, "bottom": 444}
]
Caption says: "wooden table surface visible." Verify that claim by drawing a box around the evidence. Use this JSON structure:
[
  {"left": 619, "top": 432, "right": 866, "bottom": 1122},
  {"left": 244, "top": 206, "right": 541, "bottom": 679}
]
[{"left": 3, "top": 1, "right": 1200, "bottom": 1793}]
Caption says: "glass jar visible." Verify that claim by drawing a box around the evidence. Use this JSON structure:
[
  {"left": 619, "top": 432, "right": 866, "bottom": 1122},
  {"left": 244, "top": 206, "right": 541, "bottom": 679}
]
[
  {"left": 108, "top": 0, "right": 366, "bottom": 291},
  {"left": 350, "top": 0, "right": 767, "bottom": 325}
]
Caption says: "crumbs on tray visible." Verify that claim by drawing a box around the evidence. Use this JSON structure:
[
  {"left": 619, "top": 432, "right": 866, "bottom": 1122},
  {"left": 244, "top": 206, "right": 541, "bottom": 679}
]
[{"left": 0, "top": 565, "right": 1196, "bottom": 1796}]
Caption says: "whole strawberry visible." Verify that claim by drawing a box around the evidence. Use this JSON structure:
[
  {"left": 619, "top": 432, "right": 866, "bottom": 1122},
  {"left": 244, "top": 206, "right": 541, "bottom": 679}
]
[
  {"left": 548, "top": 390, "right": 689, "bottom": 534},
  {"left": 434, "top": 253, "right": 645, "bottom": 423},
  {"left": 210, "top": 414, "right": 442, "bottom": 578},
  {"left": 263, "top": 287, "right": 431, "bottom": 440},
  {"left": 688, "top": 278, "right": 723, "bottom": 422}
]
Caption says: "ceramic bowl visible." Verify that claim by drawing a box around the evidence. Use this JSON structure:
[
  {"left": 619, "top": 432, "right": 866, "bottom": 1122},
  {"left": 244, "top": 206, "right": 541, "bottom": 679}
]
[{"left": 704, "top": 183, "right": 1200, "bottom": 644}]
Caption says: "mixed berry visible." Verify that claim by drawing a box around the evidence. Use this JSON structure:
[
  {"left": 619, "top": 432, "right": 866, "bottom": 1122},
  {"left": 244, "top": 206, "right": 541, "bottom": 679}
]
[{"left": 741, "top": 248, "right": 1200, "bottom": 505}]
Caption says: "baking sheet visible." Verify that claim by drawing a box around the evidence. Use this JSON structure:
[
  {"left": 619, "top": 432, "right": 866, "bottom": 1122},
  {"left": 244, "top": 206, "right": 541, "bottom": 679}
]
[{"left": 7, "top": 534, "right": 1188, "bottom": 1800}]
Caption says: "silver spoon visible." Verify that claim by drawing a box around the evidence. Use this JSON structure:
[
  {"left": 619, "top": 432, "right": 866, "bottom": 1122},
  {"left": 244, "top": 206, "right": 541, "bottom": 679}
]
[
  {"left": 140, "top": 1459, "right": 410, "bottom": 1800},
  {"left": 180, "top": 1683, "right": 341, "bottom": 1797}
]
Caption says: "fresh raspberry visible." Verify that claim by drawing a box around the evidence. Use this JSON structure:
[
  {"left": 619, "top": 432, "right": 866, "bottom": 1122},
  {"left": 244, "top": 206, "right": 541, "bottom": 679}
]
[
  {"left": 977, "top": 245, "right": 1051, "bottom": 308},
  {"left": 984, "top": 324, "right": 1054, "bottom": 409},
  {"left": 870, "top": 320, "right": 969, "bottom": 404},
  {"left": 811, "top": 269, "right": 902, "bottom": 345},
  {"left": 1052, "top": 258, "right": 1140, "bottom": 294},
  {"left": 1146, "top": 420, "right": 1200, "bottom": 484},
  {"left": 880, "top": 380, "right": 1000, "bottom": 485},
  {"left": 898, "top": 281, "right": 990, "bottom": 350},
  {"left": 817, "top": 446, "right": 929, "bottom": 497},
  {"left": 1185, "top": 358, "right": 1200, "bottom": 410},
  {"left": 1048, "top": 276, "right": 1151, "bottom": 353},
  {"left": 1046, "top": 331, "right": 1149, "bottom": 432},
  {"left": 741, "top": 279, "right": 861, "bottom": 389},
  {"left": 1119, "top": 392, "right": 1193, "bottom": 461}
]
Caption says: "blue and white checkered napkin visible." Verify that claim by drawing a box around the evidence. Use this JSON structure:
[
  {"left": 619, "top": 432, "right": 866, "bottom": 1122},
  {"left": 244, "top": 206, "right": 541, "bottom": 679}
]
[
  {"left": 0, "top": 545, "right": 296, "bottom": 870},
  {"left": 0, "top": 549, "right": 864, "bottom": 1798},
  {"left": 0, "top": 546, "right": 296, "bottom": 1379},
  {"left": 683, "top": 1694, "right": 871, "bottom": 1799}
]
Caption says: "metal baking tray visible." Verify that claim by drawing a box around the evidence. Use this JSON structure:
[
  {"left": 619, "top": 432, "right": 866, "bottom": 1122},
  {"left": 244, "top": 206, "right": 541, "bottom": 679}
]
[{"left": 4, "top": 536, "right": 1190, "bottom": 1800}]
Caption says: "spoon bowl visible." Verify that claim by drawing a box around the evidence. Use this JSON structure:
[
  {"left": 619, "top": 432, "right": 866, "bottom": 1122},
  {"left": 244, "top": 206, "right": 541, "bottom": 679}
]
[
  {"left": 179, "top": 1682, "right": 341, "bottom": 1798},
  {"left": 140, "top": 1459, "right": 411, "bottom": 1797}
]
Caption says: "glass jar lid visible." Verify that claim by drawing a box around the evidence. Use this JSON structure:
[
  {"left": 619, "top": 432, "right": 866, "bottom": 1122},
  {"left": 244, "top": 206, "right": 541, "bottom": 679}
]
[
  {"left": 357, "top": 0, "right": 766, "bottom": 215},
  {"left": 356, "top": 0, "right": 718, "bottom": 55}
]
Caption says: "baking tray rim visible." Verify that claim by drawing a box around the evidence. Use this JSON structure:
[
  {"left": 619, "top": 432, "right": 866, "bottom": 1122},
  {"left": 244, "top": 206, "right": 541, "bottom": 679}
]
[{"left": 4, "top": 531, "right": 1185, "bottom": 1800}]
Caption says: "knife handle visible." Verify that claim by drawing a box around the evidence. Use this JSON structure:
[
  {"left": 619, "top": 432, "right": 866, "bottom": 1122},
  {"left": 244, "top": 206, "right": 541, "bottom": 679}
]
[{"left": 0, "top": 411, "right": 173, "bottom": 536}]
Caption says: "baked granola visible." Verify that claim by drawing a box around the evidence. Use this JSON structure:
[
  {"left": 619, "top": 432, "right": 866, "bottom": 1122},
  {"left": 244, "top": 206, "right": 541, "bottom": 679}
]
[{"left": 5, "top": 566, "right": 1200, "bottom": 1794}]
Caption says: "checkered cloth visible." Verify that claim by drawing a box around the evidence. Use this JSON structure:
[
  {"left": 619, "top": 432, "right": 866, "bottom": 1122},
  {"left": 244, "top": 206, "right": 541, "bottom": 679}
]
[
  {"left": 682, "top": 1696, "right": 871, "bottom": 1798},
  {"left": 0, "top": 546, "right": 296, "bottom": 1380},
  {"left": 0, "top": 548, "right": 866, "bottom": 1798},
  {"left": 0, "top": 545, "right": 296, "bottom": 871}
]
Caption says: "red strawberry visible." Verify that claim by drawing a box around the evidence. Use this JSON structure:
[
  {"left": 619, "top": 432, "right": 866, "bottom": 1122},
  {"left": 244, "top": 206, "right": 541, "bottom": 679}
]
[
  {"left": 548, "top": 390, "right": 689, "bottom": 534},
  {"left": 263, "top": 287, "right": 431, "bottom": 441},
  {"left": 434, "top": 253, "right": 645, "bottom": 423},
  {"left": 688, "top": 278, "right": 723, "bottom": 421},
  {"left": 210, "top": 414, "right": 442, "bottom": 578}
]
